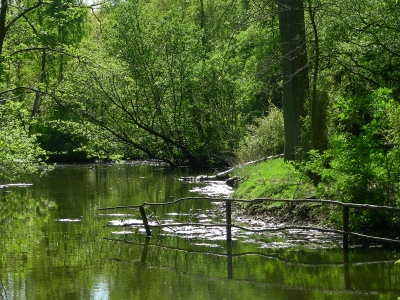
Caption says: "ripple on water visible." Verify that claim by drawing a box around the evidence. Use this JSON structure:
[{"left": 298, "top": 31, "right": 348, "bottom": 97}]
[{"left": 189, "top": 181, "right": 233, "bottom": 198}]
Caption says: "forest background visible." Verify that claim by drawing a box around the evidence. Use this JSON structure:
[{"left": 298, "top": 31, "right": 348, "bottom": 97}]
[{"left": 1, "top": 0, "right": 400, "bottom": 234}]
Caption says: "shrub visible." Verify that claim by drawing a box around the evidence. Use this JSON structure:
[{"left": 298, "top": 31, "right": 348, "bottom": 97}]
[
  {"left": 0, "top": 101, "right": 49, "bottom": 182},
  {"left": 236, "top": 106, "right": 284, "bottom": 162},
  {"left": 298, "top": 88, "right": 400, "bottom": 233}
]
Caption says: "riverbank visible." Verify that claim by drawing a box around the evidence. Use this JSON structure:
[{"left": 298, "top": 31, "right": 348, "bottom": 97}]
[
  {"left": 230, "top": 158, "right": 333, "bottom": 228},
  {"left": 229, "top": 157, "right": 400, "bottom": 246}
]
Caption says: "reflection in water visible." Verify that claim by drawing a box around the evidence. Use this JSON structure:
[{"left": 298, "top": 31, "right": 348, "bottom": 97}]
[
  {"left": 141, "top": 238, "right": 150, "bottom": 264},
  {"left": 105, "top": 234, "right": 400, "bottom": 299},
  {"left": 227, "top": 240, "right": 233, "bottom": 279},
  {"left": 1, "top": 163, "right": 400, "bottom": 300},
  {"left": 91, "top": 278, "right": 109, "bottom": 300},
  {"left": 344, "top": 249, "right": 351, "bottom": 290}
]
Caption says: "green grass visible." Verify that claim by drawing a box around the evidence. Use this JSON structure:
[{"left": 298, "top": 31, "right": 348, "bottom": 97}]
[
  {"left": 231, "top": 158, "right": 314, "bottom": 200},
  {"left": 230, "top": 158, "right": 325, "bottom": 225}
]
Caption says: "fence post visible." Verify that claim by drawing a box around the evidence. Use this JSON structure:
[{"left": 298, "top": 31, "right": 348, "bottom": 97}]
[
  {"left": 141, "top": 237, "right": 150, "bottom": 263},
  {"left": 139, "top": 206, "right": 152, "bottom": 237},
  {"left": 226, "top": 200, "right": 232, "bottom": 241},
  {"left": 343, "top": 206, "right": 349, "bottom": 250}
]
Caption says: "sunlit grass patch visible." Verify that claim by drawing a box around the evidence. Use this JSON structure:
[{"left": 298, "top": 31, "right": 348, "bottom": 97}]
[{"left": 231, "top": 158, "right": 314, "bottom": 200}]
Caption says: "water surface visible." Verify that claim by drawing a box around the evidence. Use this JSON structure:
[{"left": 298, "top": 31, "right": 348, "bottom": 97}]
[{"left": 1, "top": 163, "right": 400, "bottom": 299}]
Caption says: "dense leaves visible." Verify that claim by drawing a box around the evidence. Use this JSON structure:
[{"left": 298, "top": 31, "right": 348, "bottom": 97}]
[
  {"left": 59, "top": 0, "right": 249, "bottom": 166},
  {"left": 297, "top": 89, "right": 400, "bottom": 232},
  {"left": 0, "top": 101, "right": 49, "bottom": 181}
]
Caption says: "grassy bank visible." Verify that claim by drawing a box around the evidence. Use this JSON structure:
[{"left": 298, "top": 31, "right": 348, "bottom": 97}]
[
  {"left": 231, "top": 158, "right": 313, "bottom": 199},
  {"left": 230, "top": 158, "right": 331, "bottom": 226},
  {"left": 229, "top": 157, "right": 400, "bottom": 240}
]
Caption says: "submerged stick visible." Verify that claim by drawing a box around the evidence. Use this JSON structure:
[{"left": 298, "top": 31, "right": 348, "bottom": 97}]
[{"left": 139, "top": 206, "right": 151, "bottom": 237}]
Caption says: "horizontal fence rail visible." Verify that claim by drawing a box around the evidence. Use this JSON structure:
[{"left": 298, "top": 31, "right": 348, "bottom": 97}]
[{"left": 99, "top": 197, "right": 400, "bottom": 249}]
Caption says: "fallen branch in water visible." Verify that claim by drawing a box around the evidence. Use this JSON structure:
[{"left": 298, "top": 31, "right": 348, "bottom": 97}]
[{"left": 0, "top": 183, "right": 32, "bottom": 189}]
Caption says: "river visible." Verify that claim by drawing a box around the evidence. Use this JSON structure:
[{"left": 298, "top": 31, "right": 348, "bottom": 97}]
[{"left": 1, "top": 162, "right": 400, "bottom": 299}]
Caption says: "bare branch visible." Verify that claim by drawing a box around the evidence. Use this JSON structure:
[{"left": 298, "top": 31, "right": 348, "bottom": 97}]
[{"left": 5, "top": 0, "right": 43, "bottom": 33}]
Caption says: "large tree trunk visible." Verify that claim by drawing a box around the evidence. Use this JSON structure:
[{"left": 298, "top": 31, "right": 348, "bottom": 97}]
[
  {"left": 0, "top": 0, "right": 8, "bottom": 55},
  {"left": 307, "top": 0, "right": 327, "bottom": 154},
  {"left": 277, "top": 0, "right": 309, "bottom": 161}
]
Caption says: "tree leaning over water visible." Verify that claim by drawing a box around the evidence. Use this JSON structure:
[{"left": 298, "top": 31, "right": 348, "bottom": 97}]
[{"left": 60, "top": 0, "right": 247, "bottom": 166}]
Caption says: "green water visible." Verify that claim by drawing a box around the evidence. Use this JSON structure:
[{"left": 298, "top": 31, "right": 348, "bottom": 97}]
[{"left": 1, "top": 163, "right": 400, "bottom": 300}]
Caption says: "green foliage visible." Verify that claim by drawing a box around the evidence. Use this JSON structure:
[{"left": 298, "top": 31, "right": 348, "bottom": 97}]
[
  {"left": 60, "top": 0, "right": 246, "bottom": 166},
  {"left": 3, "top": 0, "right": 282, "bottom": 166},
  {"left": 0, "top": 101, "right": 49, "bottom": 182},
  {"left": 298, "top": 89, "right": 400, "bottom": 232},
  {"left": 233, "top": 23, "right": 282, "bottom": 120},
  {"left": 3, "top": 0, "right": 400, "bottom": 191},
  {"left": 311, "top": 0, "right": 400, "bottom": 97},
  {"left": 36, "top": 119, "right": 124, "bottom": 162},
  {"left": 236, "top": 107, "right": 284, "bottom": 163}
]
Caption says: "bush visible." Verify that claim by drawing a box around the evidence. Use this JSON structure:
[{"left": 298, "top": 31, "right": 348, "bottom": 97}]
[
  {"left": 236, "top": 106, "right": 284, "bottom": 162},
  {"left": 0, "top": 101, "right": 49, "bottom": 182}
]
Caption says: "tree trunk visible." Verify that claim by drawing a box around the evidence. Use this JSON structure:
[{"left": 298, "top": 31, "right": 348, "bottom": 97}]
[
  {"left": 307, "top": 0, "right": 327, "bottom": 154},
  {"left": 0, "top": 0, "right": 8, "bottom": 55},
  {"left": 29, "top": 49, "right": 46, "bottom": 134},
  {"left": 58, "top": 25, "right": 64, "bottom": 82},
  {"left": 277, "top": 0, "right": 309, "bottom": 161}
]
